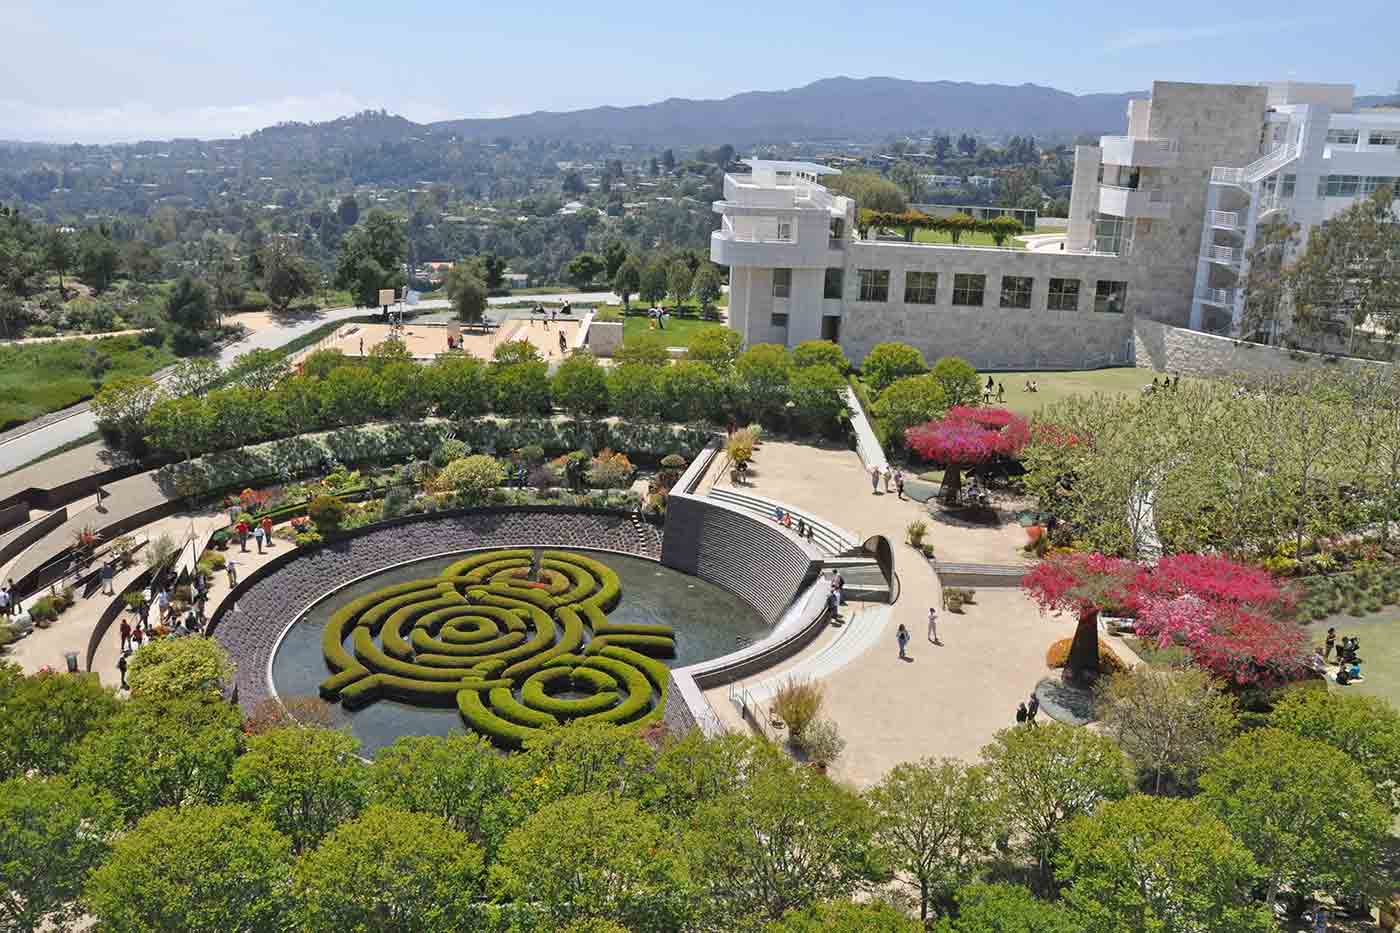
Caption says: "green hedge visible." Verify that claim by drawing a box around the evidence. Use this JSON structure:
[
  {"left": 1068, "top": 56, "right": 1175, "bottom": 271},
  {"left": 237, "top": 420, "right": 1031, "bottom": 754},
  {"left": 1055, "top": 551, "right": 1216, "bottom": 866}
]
[{"left": 520, "top": 667, "right": 620, "bottom": 718}]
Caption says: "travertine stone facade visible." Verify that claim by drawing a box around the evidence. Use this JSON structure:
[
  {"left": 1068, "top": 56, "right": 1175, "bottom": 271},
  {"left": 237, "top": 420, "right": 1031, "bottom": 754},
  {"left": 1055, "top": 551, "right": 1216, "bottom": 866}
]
[{"left": 1132, "top": 319, "right": 1393, "bottom": 380}]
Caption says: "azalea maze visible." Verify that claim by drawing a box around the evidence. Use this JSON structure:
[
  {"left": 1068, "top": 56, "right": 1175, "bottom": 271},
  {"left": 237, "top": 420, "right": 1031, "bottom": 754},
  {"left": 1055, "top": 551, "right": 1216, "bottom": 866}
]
[{"left": 318, "top": 549, "right": 675, "bottom": 748}]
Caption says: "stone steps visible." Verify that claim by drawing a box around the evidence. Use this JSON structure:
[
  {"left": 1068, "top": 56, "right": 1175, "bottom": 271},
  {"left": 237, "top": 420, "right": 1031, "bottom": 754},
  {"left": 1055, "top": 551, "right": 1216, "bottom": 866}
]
[
  {"left": 708, "top": 487, "right": 856, "bottom": 557},
  {"left": 743, "top": 604, "right": 892, "bottom": 706}
]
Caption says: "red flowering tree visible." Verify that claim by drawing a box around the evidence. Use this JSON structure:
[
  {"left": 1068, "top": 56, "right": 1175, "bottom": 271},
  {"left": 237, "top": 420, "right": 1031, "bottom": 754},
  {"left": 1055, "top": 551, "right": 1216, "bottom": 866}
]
[
  {"left": 1132, "top": 554, "right": 1305, "bottom": 686},
  {"left": 906, "top": 407, "right": 1029, "bottom": 504},
  {"left": 1022, "top": 552, "right": 1139, "bottom": 681}
]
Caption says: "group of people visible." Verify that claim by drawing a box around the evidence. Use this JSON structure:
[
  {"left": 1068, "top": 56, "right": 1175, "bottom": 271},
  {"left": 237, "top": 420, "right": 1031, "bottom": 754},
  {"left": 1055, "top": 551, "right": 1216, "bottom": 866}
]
[
  {"left": 1022, "top": 379, "right": 1040, "bottom": 393},
  {"left": 1145, "top": 373, "right": 1182, "bottom": 394},
  {"left": 827, "top": 571, "right": 844, "bottom": 619},
  {"left": 869, "top": 464, "right": 906, "bottom": 499},
  {"left": 983, "top": 376, "right": 1005, "bottom": 404},
  {"left": 233, "top": 516, "right": 275, "bottom": 554},
  {"left": 0, "top": 578, "right": 18, "bottom": 618},
  {"left": 1015, "top": 691, "right": 1041, "bottom": 725},
  {"left": 1320, "top": 627, "right": 1365, "bottom": 685},
  {"left": 773, "top": 507, "right": 817, "bottom": 544},
  {"left": 645, "top": 307, "right": 669, "bottom": 330},
  {"left": 894, "top": 607, "right": 943, "bottom": 659},
  {"left": 115, "top": 573, "right": 216, "bottom": 688}
]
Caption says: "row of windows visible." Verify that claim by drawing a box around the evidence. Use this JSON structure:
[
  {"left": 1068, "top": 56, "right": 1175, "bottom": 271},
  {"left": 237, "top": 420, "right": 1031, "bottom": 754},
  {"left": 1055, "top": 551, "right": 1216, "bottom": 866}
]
[
  {"left": 1327, "top": 129, "right": 1400, "bottom": 146},
  {"left": 773, "top": 267, "right": 1126, "bottom": 313},
  {"left": 1318, "top": 175, "right": 1400, "bottom": 198}
]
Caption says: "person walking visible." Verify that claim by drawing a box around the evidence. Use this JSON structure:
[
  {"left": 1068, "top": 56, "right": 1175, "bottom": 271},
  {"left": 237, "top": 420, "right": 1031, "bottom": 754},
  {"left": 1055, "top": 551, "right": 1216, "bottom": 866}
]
[
  {"left": 261, "top": 517, "right": 274, "bottom": 549},
  {"left": 156, "top": 587, "right": 169, "bottom": 624},
  {"left": 131, "top": 626, "right": 144, "bottom": 650},
  {"left": 236, "top": 520, "right": 250, "bottom": 552},
  {"left": 226, "top": 562, "right": 238, "bottom": 589},
  {"left": 1016, "top": 702, "right": 1028, "bottom": 725},
  {"left": 0, "top": 583, "right": 9, "bottom": 620},
  {"left": 558, "top": 331, "right": 567, "bottom": 354},
  {"left": 119, "top": 619, "right": 132, "bottom": 652},
  {"left": 896, "top": 623, "right": 910, "bottom": 660},
  {"left": 4, "top": 579, "right": 14, "bottom": 618},
  {"left": 253, "top": 524, "right": 265, "bottom": 554},
  {"left": 895, "top": 469, "right": 905, "bottom": 500},
  {"left": 1027, "top": 692, "right": 1040, "bottom": 725},
  {"left": 997, "top": 382, "right": 1005, "bottom": 403},
  {"left": 117, "top": 654, "right": 128, "bottom": 690},
  {"left": 1325, "top": 627, "right": 1337, "bottom": 661},
  {"left": 101, "top": 558, "right": 114, "bottom": 595},
  {"left": 870, "top": 465, "right": 880, "bottom": 494},
  {"left": 927, "top": 607, "right": 940, "bottom": 645},
  {"left": 883, "top": 466, "right": 893, "bottom": 492}
]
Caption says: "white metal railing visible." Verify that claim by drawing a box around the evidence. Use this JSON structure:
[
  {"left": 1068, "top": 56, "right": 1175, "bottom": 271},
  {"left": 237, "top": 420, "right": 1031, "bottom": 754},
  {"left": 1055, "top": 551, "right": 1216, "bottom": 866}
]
[
  {"left": 1203, "top": 245, "right": 1241, "bottom": 266},
  {"left": 1208, "top": 210, "right": 1242, "bottom": 229},
  {"left": 1101, "top": 184, "right": 1170, "bottom": 201},
  {"left": 1198, "top": 288, "right": 1236, "bottom": 306},
  {"left": 1257, "top": 194, "right": 1288, "bottom": 217},
  {"left": 1211, "top": 144, "right": 1300, "bottom": 186}
]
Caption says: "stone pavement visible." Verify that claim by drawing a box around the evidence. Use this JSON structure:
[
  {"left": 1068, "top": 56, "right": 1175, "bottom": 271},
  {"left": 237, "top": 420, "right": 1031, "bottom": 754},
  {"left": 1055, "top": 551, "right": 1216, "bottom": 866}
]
[{"left": 707, "top": 439, "right": 1074, "bottom": 787}]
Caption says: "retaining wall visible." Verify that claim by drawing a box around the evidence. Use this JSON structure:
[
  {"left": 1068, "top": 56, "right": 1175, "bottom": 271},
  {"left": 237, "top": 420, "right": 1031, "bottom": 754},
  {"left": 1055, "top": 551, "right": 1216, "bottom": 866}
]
[
  {"left": 1132, "top": 319, "right": 1394, "bottom": 380},
  {"left": 0, "top": 507, "right": 67, "bottom": 578}
]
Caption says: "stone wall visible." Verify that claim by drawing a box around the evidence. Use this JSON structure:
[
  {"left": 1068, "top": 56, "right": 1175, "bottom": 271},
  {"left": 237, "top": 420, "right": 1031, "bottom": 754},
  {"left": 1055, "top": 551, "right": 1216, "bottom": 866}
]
[
  {"left": 1132, "top": 318, "right": 1393, "bottom": 379},
  {"left": 585, "top": 320, "right": 623, "bottom": 357}
]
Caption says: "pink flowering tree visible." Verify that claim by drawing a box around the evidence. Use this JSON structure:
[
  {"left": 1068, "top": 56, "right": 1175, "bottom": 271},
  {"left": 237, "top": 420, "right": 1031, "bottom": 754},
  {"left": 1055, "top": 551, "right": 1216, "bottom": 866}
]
[
  {"left": 1022, "top": 552, "right": 1139, "bottom": 681},
  {"left": 906, "top": 407, "right": 1030, "bottom": 504}
]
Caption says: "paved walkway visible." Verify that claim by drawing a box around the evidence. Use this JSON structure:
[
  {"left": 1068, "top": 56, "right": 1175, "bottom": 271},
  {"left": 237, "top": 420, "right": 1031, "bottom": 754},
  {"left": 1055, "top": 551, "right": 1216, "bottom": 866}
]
[{"left": 707, "top": 439, "right": 1073, "bottom": 787}]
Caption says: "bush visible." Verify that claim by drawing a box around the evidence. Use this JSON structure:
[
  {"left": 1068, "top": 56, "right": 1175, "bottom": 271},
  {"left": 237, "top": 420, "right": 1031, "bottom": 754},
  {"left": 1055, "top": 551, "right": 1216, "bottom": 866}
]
[
  {"left": 792, "top": 339, "right": 849, "bottom": 372},
  {"left": 587, "top": 450, "right": 634, "bottom": 489},
  {"left": 862, "top": 342, "right": 928, "bottom": 394},
  {"left": 435, "top": 455, "right": 505, "bottom": 504},
  {"left": 1046, "top": 637, "right": 1129, "bottom": 675},
  {"left": 429, "top": 438, "right": 469, "bottom": 468},
  {"left": 906, "top": 520, "right": 928, "bottom": 548},
  {"left": 307, "top": 495, "right": 348, "bottom": 532},
  {"left": 772, "top": 676, "right": 824, "bottom": 739},
  {"left": 798, "top": 719, "right": 846, "bottom": 765},
  {"left": 727, "top": 429, "right": 755, "bottom": 465},
  {"left": 930, "top": 356, "right": 981, "bottom": 407},
  {"left": 295, "top": 530, "right": 325, "bottom": 549}
]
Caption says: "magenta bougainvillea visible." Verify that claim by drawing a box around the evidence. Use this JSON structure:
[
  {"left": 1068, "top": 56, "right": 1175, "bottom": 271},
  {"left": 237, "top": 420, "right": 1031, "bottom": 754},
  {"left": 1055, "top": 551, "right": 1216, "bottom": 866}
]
[
  {"left": 1022, "top": 552, "right": 1139, "bottom": 617},
  {"left": 905, "top": 406, "right": 1030, "bottom": 465}
]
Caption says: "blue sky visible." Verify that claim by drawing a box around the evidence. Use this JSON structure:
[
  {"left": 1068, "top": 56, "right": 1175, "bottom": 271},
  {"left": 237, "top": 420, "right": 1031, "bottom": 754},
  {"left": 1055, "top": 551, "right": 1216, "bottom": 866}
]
[{"left": 3, "top": 0, "right": 1394, "bottom": 142}]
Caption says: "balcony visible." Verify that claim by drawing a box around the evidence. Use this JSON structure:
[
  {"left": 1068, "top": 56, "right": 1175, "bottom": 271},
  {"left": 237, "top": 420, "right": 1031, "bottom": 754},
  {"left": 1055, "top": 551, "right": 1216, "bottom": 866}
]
[
  {"left": 1098, "top": 185, "right": 1172, "bottom": 219},
  {"left": 1197, "top": 287, "right": 1237, "bottom": 306},
  {"left": 1207, "top": 210, "right": 1244, "bottom": 231},
  {"left": 1099, "top": 136, "right": 1180, "bottom": 168},
  {"left": 1202, "top": 245, "right": 1242, "bottom": 268}
]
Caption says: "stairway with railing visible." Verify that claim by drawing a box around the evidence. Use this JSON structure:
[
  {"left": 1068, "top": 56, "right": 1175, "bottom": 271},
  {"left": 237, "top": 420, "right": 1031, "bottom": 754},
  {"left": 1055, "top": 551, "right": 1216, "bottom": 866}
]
[
  {"left": 1210, "top": 144, "right": 1300, "bottom": 188},
  {"left": 707, "top": 486, "right": 858, "bottom": 557}
]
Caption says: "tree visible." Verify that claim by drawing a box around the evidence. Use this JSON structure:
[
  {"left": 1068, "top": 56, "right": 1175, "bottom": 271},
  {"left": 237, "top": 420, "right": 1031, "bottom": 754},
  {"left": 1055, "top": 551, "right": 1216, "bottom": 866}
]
[
  {"left": 615, "top": 333, "right": 671, "bottom": 367},
  {"left": 368, "top": 734, "right": 515, "bottom": 861},
  {"left": 824, "top": 170, "right": 909, "bottom": 214},
  {"left": 446, "top": 263, "right": 488, "bottom": 326},
  {"left": 667, "top": 260, "right": 693, "bottom": 309},
  {"left": 871, "top": 374, "right": 948, "bottom": 446},
  {"left": 1240, "top": 220, "right": 1301, "bottom": 343},
  {"left": 1097, "top": 667, "right": 1238, "bottom": 795},
  {"left": 789, "top": 364, "right": 849, "bottom": 432},
  {"left": 226, "top": 347, "right": 289, "bottom": 389},
  {"left": 260, "top": 238, "right": 314, "bottom": 311},
  {"left": 767, "top": 900, "right": 922, "bottom": 932},
  {"left": 295, "top": 806, "right": 485, "bottom": 933},
  {"left": 492, "top": 361, "right": 551, "bottom": 415},
  {"left": 1056, "top": 795, "right": 1273, "bottom": 933},
  {"left": 676, "top": 331, "right": 739, "bottom": 375},
  {"left": 612, "top": 257, "right": 642, "bottom": 309},
  {"left": 336, "top": 195, "right": 360, "bottom": 228},
  {"left": 861, "top": 342, "right": 927, "bottom": 393},
  {"left": 227, "top": 724, "right": 368, "bottom": 853},
  {"left": 77, "top": 229, "right": 120, "bottom": 293},
  {"left": 566, "top": 252, "right": 605, "bottom": 289},
  {"left": 492, "top": 792, "right": 686, "bottom": 932},
  {"left": 736, "top": 343, "right": 794, "bottom": 421},
  {"left": 906, "top": 406, "right": 1029, "bottom": 505},
  {"left": 986, "top": 216, "right": 1026, "bottom": 248},
  {"left": 144, "top": 396, "right": 213, "bottom": 463},
  {"left": 82, "top": 804, "right": 293, "bottom": 933},
  {"left": 686, "top": 744, "right": 878, "bottom": 924},
  {"left": 1199, "top": 728, "right": 1389, "bottom": 909},
  {"left": 1271, "top": 685, "right": 1400, "bottom": 814},
  {"left": 481, "top": 253, "right": 507, "bottom": 290},
  {"left": 933, "top": 883, "right": 1077, "bottom": 933},
  {"left": 866, "top": 757, "right": 1002, "bottom": 921},
  {"left": 511, "top": 723, "right": 660, "bottom": 815},
  {"left": 792, "top": 339, "right": 848, "bottom": 371},
  {"left": 552, "top": 351, "right": 610, "bottom": 417},
  {"left": 166, "top": 356, "right": 222, "bottom": 397},
  {"left": 45, "top": 228, "right": 73, "bottom": 297},
  {"left": 638, "top": 258, "right": 669, "bottom": 306},
  {"left": 164, "top": 273, "right": 215, "bottom": 332},
  {"left": 1021, "top": 552, "right": 1138, "bottom": 681},
  {"left": 70, "top": 695, "right": 243, "bottom": 824},
  {"left": 980, "top": 722, "right": 1133, "bottom": 878},
  {"left": 602, "top": 241, "right": 629, "bottom": 279},
  {"left": 0, "top": 667, "right": 120, "bottom": 779},
  {"left": 606, "top": 363, "right": 662, "bottom": 420},
  {"left": 427, "top": 354, "right": 492, "bottom": 417},
  {"left": 930, "top": 356, "right": 980, "bottom": 406},
  {"left": 125, "top": 636, "right": 235, "bottom": 701},
  {"left": 206, "top": 250, "right": 244, "bottom": 325},
  {"left": 335, "top": 209, "right": 407, "bottom": 308},
  {"left": 691, "top": 263, "right": 723, "bottom": 313}
]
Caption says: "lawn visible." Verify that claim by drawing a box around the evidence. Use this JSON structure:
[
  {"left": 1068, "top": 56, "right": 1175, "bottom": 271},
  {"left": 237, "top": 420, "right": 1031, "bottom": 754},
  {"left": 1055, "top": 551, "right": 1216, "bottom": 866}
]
[
  {"left": 0, "top": 334, "right": 177, "bottom": 431},
  {"left": 980, "top": 367, "right": 1171, "bottom": 417},
  {"left": 911, "top": 229, "right": 1025, "bottom": 250},
  {"left": 621, "top": 313, "right": 727, "bottom": 348}
]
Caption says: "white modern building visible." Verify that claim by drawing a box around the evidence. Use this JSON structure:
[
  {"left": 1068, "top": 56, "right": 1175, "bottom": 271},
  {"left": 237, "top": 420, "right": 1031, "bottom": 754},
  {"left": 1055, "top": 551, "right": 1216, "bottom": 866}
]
[{"left": 712, "top": 81, "right": 1400, "bottom": 369}]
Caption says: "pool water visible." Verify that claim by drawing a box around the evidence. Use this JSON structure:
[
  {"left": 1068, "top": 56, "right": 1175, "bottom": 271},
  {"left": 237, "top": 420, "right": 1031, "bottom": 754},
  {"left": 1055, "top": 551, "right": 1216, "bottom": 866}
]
[{"left": 270, "top": 550, "right": 766, "bottom": 754}]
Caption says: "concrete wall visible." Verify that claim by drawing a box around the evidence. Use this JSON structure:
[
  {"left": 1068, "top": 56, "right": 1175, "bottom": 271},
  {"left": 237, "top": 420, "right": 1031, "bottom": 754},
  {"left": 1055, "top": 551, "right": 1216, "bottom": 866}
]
[
  {"left": 1132, "top": 318, "right": 1393, "bottom": 379},
  {"left": 0, "top": 502, "right": 27, "bottom": 535},
  {"left": 585, "top": 320, "right": 622, "bottom": 357}
]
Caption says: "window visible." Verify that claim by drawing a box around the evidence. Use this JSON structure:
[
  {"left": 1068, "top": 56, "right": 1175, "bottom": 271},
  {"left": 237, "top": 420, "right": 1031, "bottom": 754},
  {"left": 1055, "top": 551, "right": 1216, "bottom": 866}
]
[
  {"left": 1000, "top": 275, "right": 1033, "bottom": 309},
  {"left": 829, "top": 218, "right": 845, "bottom": 239},
  {"left": 1361, "top": 176, "right": 1400, "bottom": 195},
  {"left": 904, "top": 271, "right": 938, "bottom": 304},
  {"left": 857, "top": 268, "right": 889, "bottom": 302},
  {"left": 1368, "top": 131, "right": 1400, "bottom": 146},
  {"left": 1281, "top": 174, "right": 1296, "bottom": 199},
  {"left": 776, "top": 221, "right": 793, "bottom": 242},
  {"left": 952, "top": 274, "right": 986, "bottom": 307},
  {"left": 770, "top": 313, "right": 789, "bottom": 328},
  {"left": 1327, "top": 129, "right": 1360, "bottom": 145},
  {"left": 1048, "top": 278, "right": 1080, "bottom": 311},
  {"left": 1321, "top": 175, "right": 1362, "bottom": 197},
  {"left": 1094, "top": 280, "right": 1127, "bottom": 314},
  {"left": 824, "top": 268, "right": 844, "bottom": 300},
  {"left": 772, "top": 268, "right": 791, "bottom": 299},
  {"left": 1093, "top": 214, "right": 1129, "bottom": 254}
]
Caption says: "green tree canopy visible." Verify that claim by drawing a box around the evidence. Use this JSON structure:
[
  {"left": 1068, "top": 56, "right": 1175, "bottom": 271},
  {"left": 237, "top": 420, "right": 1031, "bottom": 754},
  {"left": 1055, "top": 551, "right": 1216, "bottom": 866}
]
[
  {"left": 446, "top": 262, "right": 488, "bottom": 325},
  {"left": 612, "top": 257, "right": 642, "bottom": 309},
  {"left": 686, "top": 327, "right": 743, "bottom": 369},
  {"left": 552, "top": 351, "right": 610, "bottom": 417},
  {"left": 658, "top": 359, "right": 725, "bottom": 422},
  {"left": 862, "top": 342, "right": 928, "bottom": 394},
  {"left": 932, "top": 883, "right": 1077, "bottom": 933},
  {"left": 667, "top": 260, "right": 693, "bottom": 308},
  {"left": 605, "top": 362, "right": 662, "bottom": 420},
  {"left": 492, "top": 360, "right": 552, "bottom": 415},
  {"left": 294, "top": 805, "right": 485, "bottom": 933},
  {"left": 638, "top": 258, "right": 669, "bottom": 305},
  {"left": 792, "top": 339, "right": 849, "bottom": 372},
  {"left": 427, "top": 354, "right": 492, "bottom": 418},
  {"left": 766, "top": 900, "right": 922, "bottom": 932},
  {"left": 789, "top": 363, "right": 849, "bottom": 432},
  {"left": 227, "top": 725, "right": 368, "bottom": 853},
  {"left": 1056, "top": 795, "right": 1274, "bottom": 933},
  {"left": 164, "top": 274, "right": 215, "bottom": 332},
  {"left": 930, "top": 356, "right": 981, "bottom": 407},
  {"left": 615, "top": 333, "right": 671, "bottom": 367},
  {"left": 125, "top": 636, "right": 235, "bottom": 701},
  {"left": 736, "top": 343, "right": 793, "bottom": 420},
  {"left": 82, "top": 804, "right": 293, "bottom": 933},
  {"left": 871, "top": 374, "right": 949, "bottom": 445},
  {"left": 335, "top": 209, "right": 407, "bottom": 307},
  {"left": 1271, "top": 684, "right": 1400, "bottom": 813},
  {"left": 691, "top": 263, "right": 723, "bottom": 311},
  {"left": 566, "top": 252, "right": 606, "bottom": 288},
  {"left": 0, "top": 667, "right": 120, "bottom": 780}
]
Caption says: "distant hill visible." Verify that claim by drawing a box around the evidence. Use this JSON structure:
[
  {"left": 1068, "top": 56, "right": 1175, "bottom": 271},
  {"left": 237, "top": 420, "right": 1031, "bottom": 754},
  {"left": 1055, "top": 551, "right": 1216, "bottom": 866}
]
[
  {"left": 1357, "top": 94, "right": 1400, "bottom": 108},
  {"left": 429, "top": 77, "right": 1147, "bottom": 144}
]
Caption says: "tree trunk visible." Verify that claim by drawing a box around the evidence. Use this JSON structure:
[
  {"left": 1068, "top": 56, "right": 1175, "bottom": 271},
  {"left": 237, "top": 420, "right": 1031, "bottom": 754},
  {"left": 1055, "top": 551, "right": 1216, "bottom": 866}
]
[
  {"left": 942, "top": 466, "right": 963, "bottom": 505},
  {"left": 1067, "top": 609, "right": 1100, "bottom": 682}
]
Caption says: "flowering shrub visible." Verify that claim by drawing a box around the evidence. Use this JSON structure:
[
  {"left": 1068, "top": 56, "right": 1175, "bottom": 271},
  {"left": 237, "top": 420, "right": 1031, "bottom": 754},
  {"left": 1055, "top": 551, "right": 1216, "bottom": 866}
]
[
  {"left": 905, "top": 407, "right": 1030, "bottom": 465},
  {"left": 588, "top": 449, "right": 634, "bottom": 489}
]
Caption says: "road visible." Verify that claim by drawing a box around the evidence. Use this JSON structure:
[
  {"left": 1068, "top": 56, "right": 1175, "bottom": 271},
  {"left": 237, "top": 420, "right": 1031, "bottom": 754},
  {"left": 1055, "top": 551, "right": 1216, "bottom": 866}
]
[{"left": 0, "top": 292, "right": 615, "bottom": 475}]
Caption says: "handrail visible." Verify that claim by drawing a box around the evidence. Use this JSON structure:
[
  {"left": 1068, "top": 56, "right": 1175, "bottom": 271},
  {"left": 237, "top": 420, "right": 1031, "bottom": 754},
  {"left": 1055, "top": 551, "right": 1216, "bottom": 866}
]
[
  {"left": 1197, "top": 288, "right": 1235, "bottom": 306},
  {"left": 1211, "top": 144, "right": 1299, "bottom": 186},
  {"left": 1203, "top": 245, "right": 1241, "bottom": 265},
  {"left": 1207, "top": 210, "right": 1242, "bottom": 228}
]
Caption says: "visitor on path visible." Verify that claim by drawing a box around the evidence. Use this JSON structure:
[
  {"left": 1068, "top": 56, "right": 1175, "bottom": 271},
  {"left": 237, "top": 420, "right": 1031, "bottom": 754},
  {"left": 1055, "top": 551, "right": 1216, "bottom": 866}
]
[
  {"left": 0, "top": 583, "right": 8, "bottom": 619},
  {"left": 559, "top": 331, "right": 567, "bottom": 354},
  {"left": 997, "top": 382, "right": 1005, "bottom": 403},
  {"left": 4, "top": 579, "right": 13, "bottom": 618},
  {"left": 119, "top": 619, "right": 132, "bottom": 652},
  {"left": 261, "top": 517, "right": 274, "bottom": 548},
  {"left": 927, "top": 607, "right": 940, "bottom": 645},
  {"left": 253, "top": 524, "right": 265, "bottom": 554},
  {"left": 101, "top": 559, "right": 114, "bottom": 595},
  {"left": 883, "top": 466, "right": 893, "bottom": 492},
  {"left": 1016, "top": 702, "right": 1028, "bottom": 725},
  {"left": 1027, "top": 693, "right": 1040, "bottom": 725},
  {"left": 226, "top": 562, "right": 238, "bottom": 589},
  {"left": 131, "top": 626, "right": 144, "bottom": 650},
  {"left": 95, "top": 484, "right": 106, "bottom": 511},
  {"left": 1325, "top": 627, "right": 1337, "bottom": 661},
  {"left": 236, "top": 520, "right": 249, "bottom": 552},
  {"left": 895, "top": 470, "right": 905, "bottom": 500},
  {"left": 986, "top": 375, "right": 994, "bottom": 393},
  {"left": 896, "top": 623, "right": 910, "bottom": 660},
  {"left": 156, "top": 588, "right": 169, "bottom": 623},
  {"left": 117, "top": 654, "right": 127, "bottom": 690},
  {"left": 870, "top": 465, "right": 881, "bottom": 493},
  {"left": 359, "top": 336, "right": 364, "bottom": 355}
]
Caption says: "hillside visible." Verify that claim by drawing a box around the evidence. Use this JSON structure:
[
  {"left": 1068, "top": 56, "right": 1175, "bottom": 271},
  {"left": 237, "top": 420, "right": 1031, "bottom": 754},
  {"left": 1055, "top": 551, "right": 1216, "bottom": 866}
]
[{"left": 429, "top": 77, "right": 1146, "bottom": 144}]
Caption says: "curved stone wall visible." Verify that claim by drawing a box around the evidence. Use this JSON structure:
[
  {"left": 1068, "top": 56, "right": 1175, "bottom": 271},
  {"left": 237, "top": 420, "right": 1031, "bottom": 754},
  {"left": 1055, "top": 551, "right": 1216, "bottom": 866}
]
[{"left": 211, "top": 509, "right": 660, "bottom": 709}]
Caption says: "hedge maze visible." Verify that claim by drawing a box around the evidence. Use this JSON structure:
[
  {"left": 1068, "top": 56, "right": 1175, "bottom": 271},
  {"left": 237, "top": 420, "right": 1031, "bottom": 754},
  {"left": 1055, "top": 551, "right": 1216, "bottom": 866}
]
[{"left": 318, "top": 549, "right": 676, "bottom": 748}]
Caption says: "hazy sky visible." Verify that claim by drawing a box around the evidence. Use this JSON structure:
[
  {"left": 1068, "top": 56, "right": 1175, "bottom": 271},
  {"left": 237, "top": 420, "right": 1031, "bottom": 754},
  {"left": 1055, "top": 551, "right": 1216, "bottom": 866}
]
[{"left": 3, "top": 0, "right": 1395, "bottom": 143}]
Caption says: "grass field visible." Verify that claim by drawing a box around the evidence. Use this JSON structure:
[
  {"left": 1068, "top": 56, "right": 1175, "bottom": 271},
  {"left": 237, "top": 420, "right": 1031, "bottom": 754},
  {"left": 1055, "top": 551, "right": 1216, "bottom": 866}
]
[
  {"left": 911, "top": 229, "right": 1026, "bottom": 250},
  {"left": 621, "top": 314, "right": 726, "bottom": 348},
  {"left": 980, "top": 367, "right": 1170, "bottom": 417},
  {"left": 0, "top": 334, "right": 177, "bottom": 431}
]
